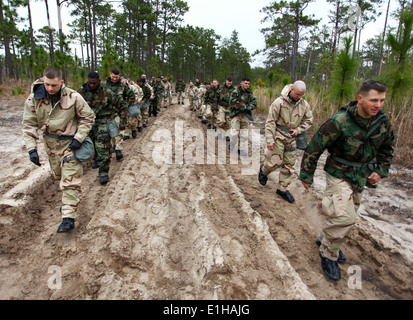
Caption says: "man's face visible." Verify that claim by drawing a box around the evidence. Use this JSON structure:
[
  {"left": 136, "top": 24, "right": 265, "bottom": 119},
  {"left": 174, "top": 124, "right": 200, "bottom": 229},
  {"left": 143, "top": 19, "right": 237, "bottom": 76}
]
[
  {"left": 357, "top": 89, "right": 386, "bottom": 118},
  {"left": 290, "top": 87, "right": 305, "bottom": 101},
  {"left": 241, "top": 80, "right": 250, "bottom": 91},
  {"left": 212, "top": 80, "right": 218, "bottom": 88},
  {"left": 110, "top": 73, "right": 120, "bottom": 83},
  {"left": 141, "top": 74, "right": 146, "bottom": 79},
  {"left": 226, "top": 80, "right": 232, "bottom": 87},
  {"left": 44, "top": 77, "right": 63, "bottom": 95},
  {"left": 87, "top": 78, "right": 100, "bottom": 90},
  {"left": 137, "top": 81, "right": 143, "bottom": 87}
]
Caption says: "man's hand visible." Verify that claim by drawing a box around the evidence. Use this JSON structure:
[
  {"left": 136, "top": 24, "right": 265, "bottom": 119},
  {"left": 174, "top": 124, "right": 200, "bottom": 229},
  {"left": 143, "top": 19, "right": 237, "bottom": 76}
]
[
  {"left": 29, "top": 149, "right": 41, "bottom": 166},
  {"left": 267, "top": 142, "right": 274, "bottom": 151},
  {"left": 69, "top": 139, "right": 81, "bottom": 150},
  {"left": 301, "top": 182, "right": 311, "bottom": 190},
  {"left": 290, "top": 129, "right": 299, "bottom": 137},
  {"left": 367, "top": 172, "right": 381, "bottom": 187}
]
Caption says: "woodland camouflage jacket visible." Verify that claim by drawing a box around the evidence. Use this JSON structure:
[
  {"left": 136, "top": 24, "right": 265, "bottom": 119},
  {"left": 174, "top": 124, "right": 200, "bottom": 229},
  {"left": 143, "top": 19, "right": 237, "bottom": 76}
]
[
  {"left": 229, "top": 86, "right": 257, "bottom": 118},
  {"left": 77, "top": 82, "right": 118, "bottom": 120},
  {"left": 204, "top": 86, "right": 222, "bottom": 111},
  {"left": 299, "top": 101, "right": 395, "bottom": 193},
  {"left": 219, "top": 84, "right": 235, "bottom": 109},
  {"left": 22, "top": 78, "right": 95, "bottom": 152},
  {"left": 175, "top": 80, "right": 186, "bottom": 92},
  {"left": 102, "top": 77, "right": 135, "bottom": 125}
]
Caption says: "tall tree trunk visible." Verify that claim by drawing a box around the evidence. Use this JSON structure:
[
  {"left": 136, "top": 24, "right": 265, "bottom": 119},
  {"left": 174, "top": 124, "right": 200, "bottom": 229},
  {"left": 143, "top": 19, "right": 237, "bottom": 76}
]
[
  {"left": 0, "top": 0, "right": 14, "bottom": 79},
  {"left": 45, "top": 0, "right": 55, "bottom": 62},
  {"left": 379, "top": 0, "right": 391, "bottom": 75},
  {"left": 27, "top": 0, "right": 35, "bottom": 56}
]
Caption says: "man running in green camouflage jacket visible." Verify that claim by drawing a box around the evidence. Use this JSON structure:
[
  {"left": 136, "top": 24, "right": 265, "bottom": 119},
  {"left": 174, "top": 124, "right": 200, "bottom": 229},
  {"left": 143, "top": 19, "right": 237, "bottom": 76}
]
[{"left": 299, "top": 80, "right": 395, "bottom": 281}]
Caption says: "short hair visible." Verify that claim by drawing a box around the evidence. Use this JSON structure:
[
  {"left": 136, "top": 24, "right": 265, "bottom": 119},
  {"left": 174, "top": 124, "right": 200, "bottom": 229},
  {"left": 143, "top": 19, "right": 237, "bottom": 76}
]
[
  {"left": 43, "top": 67, "right": 62, "bottom": 80},
  {"left": 111, "top": 68, "right": 120, "bottom": 75},
  {"left": 136, "top": 78, "right": 143, "bottom": 83},
  {"left": 293, "top": 80, "right": 306, "bottom": 91},
  {"left": 359, "top": 80, "right": 387, "bottom": 95},
  {"left": 226, "top": 77, "right": 233, "bottom": 82},
  {"left": 88, "top": 71, "right": 100, "bottom": 79},
  {"left": 241, "top": 77, "right": 250, "bottom": 82}
]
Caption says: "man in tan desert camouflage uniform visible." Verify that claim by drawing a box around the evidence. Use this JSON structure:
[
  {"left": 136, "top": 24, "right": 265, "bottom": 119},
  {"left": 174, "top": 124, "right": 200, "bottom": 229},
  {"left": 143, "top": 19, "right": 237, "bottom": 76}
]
[
  {"left": 258, "top": 80, "right": 313, "bottom": 203},
  {"left": 22, "top": 67, "right": 95, "bottom": 233},
  {"left": 123, "top": 79, "right": 144, "bottom": 139},
  {"left": 162, "top": 76, "right": 172, "bottom": 108},
  {"left": 187, "top": 81, "right": 200, "bottom": 112}
]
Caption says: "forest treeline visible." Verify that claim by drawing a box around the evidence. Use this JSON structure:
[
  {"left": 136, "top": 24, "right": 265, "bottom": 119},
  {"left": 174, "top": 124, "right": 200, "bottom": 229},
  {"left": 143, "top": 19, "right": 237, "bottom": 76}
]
[{"left": 0, "top": 0, "right": 413, "bottom": 116}]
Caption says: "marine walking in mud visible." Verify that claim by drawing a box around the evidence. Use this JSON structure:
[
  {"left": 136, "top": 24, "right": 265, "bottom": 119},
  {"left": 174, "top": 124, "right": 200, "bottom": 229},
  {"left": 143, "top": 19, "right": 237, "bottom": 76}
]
[
  {"left": 299, "top": 80, "right": 395, "bottom": 281},
  {"left": 228, "top": 77, "right": 257, "bottom": 155},
  {"left": 258, "top": 80, "right": 313, "bottom": 203},
  {"left": 22, "top": 67, "right": 95, "bottom": 233},
  {"left": 78, "top": 71, "right": 120, "bottom": 185},
  {"left": 175, "top": 77, "right": 186, "bottom": 105},
  {"left": 103, "top": 68, "right": 135, "bottom": 161}
]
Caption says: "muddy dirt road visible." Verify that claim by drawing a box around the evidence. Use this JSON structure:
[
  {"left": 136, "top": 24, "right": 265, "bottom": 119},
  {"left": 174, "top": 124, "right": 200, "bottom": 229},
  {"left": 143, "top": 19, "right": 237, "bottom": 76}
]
[{"left": 0, "top": 96, "right": 412, "bottom": 300}]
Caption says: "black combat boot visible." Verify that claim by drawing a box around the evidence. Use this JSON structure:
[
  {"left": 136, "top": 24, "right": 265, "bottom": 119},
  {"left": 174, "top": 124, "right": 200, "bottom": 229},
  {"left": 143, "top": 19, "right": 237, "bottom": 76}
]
[
  {"left": 320, "top": 253, "right": 341, "bottom": 281},
  {"left": 258, "top": 164, "right": 268, "bottom": 186},
  {"left": 57, "top": 218, "right": 75, "bottom": 233},
  {"left": 276, "top": 189, "right": 295, "bottom": 203},
  {"left": 132, "top": 130, "right": 137, "bottom": 138},
  {"left": 99, "top": 176, "right": 109, "bottom": 185},
  {"left": 115, "top": 150, "right": 123, "bottom": 160}
]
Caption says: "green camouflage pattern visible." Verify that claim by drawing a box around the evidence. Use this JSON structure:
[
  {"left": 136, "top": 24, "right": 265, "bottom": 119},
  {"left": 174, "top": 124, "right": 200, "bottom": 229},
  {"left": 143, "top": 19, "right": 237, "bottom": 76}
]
[
  {"left": 219, "top": 83, "right": 235, "bottom": 109},
  {"left": 299, "top": 101, "right": 395, "bottom": 192},
  {"left": 78, "top": 82, "right": 119, "bottom": 178},
  {"left": 204, "top": 85, "right": 222, "bottom": 112},
  {"left": 229, "top": 86, "right": 257, "bottom": 118},
  {"left": 175, "top": 79, "right": 186, "bottom": 92},
  {"left": 102, "top": 77, "right": 135, "bottom": 127}
]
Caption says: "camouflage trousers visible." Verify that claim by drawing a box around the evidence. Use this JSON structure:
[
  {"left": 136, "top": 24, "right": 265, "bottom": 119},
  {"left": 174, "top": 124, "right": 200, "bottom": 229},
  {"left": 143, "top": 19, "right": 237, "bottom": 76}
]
[
  {"left": 163, "top": 92, "right": 171, "bottom": 107},
  {"left": 319, "top": 173, "right": 361, "bottom": 261},
  {"left": 125, "top": 116, "right": 138, "bottom": 138},
  {"left": 43, "top": 135, "right": 83, "bottom": 220},
  {"left": 141, "top": 102, "right": 149, "bottom": 125},
  {"left": 217, "top": 106, "right": 231, "bottom": 131},
  {"left": 111, "top": 116, "right": 124, "bottom": 151},
  {"left": 149, "top": 99, "right": 158, "bottom": 116},
  {"left": 262, "top": 136, "right": 296, "bottom": 191},
  {"left": 90, "top": 120, "right": 111, "bottom": 178},
  {"left": 177, "top": 92, "right": 184, "bottom": 103},
  {"left": 189, "top": 97, "right": 198, "bottom": 110},
  {"left": 205, "top": 105, "right": 218, "bottom": 127}
]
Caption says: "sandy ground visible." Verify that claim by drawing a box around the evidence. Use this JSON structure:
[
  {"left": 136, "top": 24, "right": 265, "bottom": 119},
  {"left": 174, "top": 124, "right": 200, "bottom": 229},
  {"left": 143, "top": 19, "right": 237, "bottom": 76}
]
[{"left": 0, "top": 90, "right": 412, "bottom": 300}]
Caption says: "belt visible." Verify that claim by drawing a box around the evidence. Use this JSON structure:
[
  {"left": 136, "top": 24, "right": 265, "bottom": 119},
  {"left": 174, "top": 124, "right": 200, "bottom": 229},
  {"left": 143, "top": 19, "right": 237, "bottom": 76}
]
[
  {"left": 276, "top": 124, "right": 296, "bottom": 152},
  {"left": 44, "top": 133, "right": 74, "bottom": 140},
  {"left": 331, "top": 155, "right": 376, "bottom": 169}
]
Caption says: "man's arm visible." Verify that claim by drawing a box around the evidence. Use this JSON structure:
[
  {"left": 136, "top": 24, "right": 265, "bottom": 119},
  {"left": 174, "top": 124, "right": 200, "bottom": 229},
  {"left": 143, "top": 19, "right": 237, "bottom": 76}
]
[
  {"left": 74, "top": 93, "right": 96, "bottom": 143},
  {"left": 22, "top": 94, "right": 40, "bottom": 152}
]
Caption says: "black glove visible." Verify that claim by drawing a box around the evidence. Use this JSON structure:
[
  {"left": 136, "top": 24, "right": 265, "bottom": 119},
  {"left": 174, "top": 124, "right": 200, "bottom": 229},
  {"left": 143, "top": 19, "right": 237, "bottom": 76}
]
[
  {"left": 29, "top": 149, "right": 41, "bottom": 166},
  {"left": 69, "top": 138, "right": 81, "bottom": 150}
]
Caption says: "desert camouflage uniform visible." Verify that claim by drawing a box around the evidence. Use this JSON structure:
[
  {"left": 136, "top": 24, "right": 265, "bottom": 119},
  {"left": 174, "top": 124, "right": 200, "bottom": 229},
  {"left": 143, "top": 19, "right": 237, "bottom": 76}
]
[
  {"left": 103, "top": 76, "right": 135, "bottom": 152},
  {"left": 198, "top": 84, "right": 209, "bottom": 120},
  {"left": 299, "top": 101, "right": 394, "bottom": 261},
  {"left": 175, "top": 79, "right": 186, "bottom": 104},
  {"left": 124, "top": 82, "right": 144, "bottom": 138},
  {"left": 22, "top": 78, "right": 95, "bottom": 220},
  {"left": 162, "top": 79, "right": 172, "bottom": 107},
  {"left": 187, "top": 84, "right": 200, "bottom": 111},
  {"left": 262, "top": 84, "right": 313, "bottom": 191}
]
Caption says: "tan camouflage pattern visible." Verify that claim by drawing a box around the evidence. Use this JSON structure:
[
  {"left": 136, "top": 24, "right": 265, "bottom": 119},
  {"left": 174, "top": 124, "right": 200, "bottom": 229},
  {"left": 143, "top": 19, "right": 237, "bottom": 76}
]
[{"left": 318, "top": 173, "right": 361, "bottom": 261}]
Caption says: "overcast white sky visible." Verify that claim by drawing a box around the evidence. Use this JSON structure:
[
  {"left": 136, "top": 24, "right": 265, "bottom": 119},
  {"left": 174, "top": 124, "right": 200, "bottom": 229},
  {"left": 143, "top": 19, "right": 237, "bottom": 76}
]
[{"left": 23, "top": 0, "right": 400, "bottom": 68}]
